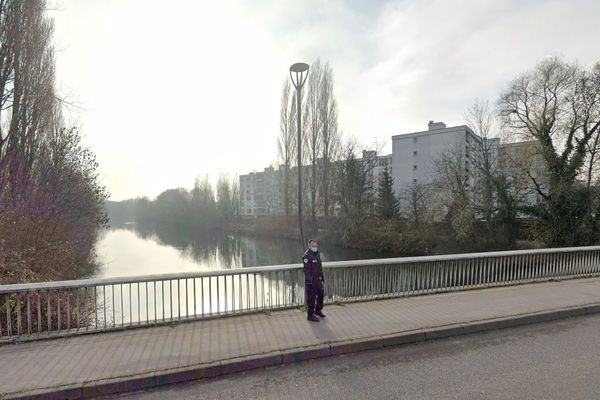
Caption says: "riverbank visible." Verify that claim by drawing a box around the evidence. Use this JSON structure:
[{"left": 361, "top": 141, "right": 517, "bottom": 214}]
[
  {"left": 231, "top": 217, "right": 539, "bottom": 257},
  {"left": 230, "top": 217, "right": 387, "bottom": 252}
]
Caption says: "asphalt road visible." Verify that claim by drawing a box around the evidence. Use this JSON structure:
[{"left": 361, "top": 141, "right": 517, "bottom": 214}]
[{"left": 116, "top": 314, "right": 600, "bottom": 400}]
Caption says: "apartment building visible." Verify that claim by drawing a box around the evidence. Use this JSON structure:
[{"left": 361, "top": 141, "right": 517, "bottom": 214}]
[
  {"left": 391, "top": 121, "right": 547, "bottom": 212},
  {"left": 239, "top": 121, "right": 547, "bottom": 219},
  {"left": 391, "top": 121, "right": 482, "bottom": 195},
  {"left": 361, "top": 150, "right": 392, "bottom": 192},
  {"left": 239, "top": 152, "right": 392, "bottom": 218},
  {"left": 239, "top": 166, "right": 283, "bottom": 217}
]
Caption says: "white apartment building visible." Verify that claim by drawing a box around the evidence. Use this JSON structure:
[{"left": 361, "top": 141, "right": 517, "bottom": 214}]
[
  {"left": 239, "top": 166, "right": 283, "bottom": 217},
  {"left": 391, "top": 121, "right": 546, "bottom": 212},
  {"left": 391, "top": 121, "right": 481, "bottom": 195},
  {"left": 239, "top": 152, "right": 392, "bottom": 218},
  {"left": 240, "top": 121, "right": 548, "bottom": 219}
]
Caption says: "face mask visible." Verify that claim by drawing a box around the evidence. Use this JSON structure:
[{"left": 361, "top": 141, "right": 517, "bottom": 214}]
[{"left": 310, "top": 247, "right": 318, "bottom": 253}]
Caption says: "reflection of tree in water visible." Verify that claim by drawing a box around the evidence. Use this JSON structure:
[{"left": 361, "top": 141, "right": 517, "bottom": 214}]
[
  {"left": 152, "top": 226, "right": 222, "bottom": 268},
  {"left": 185, "top": 232, "right": 239, "bottom": 269},
  {"left": 186, "top": 233, "right": 218, "bottom": 267},
  {"left": 216, "top": 234, "right": 242, "bottom": 268},
  {"left": 125, "top": 223, "right": 242, "bottom": 269},
  {"left": 239, "top": 236, "right": 300, "bottom": 267},
  {"left": 128, "top": 222, "right": 302, "bottom": 269},
  {"left": 116, "top": 222, "right": 381, "bottom": 271},
  {"left": 129, "top": 221, "right": 155, "bottom": 241},
  {"left": 152, "top": 224, "right": 193, "bottom": 249}
]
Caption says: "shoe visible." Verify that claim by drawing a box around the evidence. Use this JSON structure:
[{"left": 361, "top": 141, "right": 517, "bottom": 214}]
[
  {"left": 315, "top": 311, "right": 326, "bottom": 318},
  {"left": 307, "top": 314, "right": 319, "bottom": 322}
]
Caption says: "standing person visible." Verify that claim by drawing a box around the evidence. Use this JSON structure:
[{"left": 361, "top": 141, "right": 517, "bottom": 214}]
[{"left": 302, "top": 239, "right": 325, "bottom": 322}]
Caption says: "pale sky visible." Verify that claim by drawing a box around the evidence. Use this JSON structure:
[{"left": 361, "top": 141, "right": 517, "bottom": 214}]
[{"left": 50, "top": 0, "right": 600, "bottom": 201}]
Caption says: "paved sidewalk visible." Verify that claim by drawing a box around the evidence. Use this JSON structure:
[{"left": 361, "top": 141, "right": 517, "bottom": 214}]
[{"left": 3, "top": 277, "right": 600, "bottom": 399}]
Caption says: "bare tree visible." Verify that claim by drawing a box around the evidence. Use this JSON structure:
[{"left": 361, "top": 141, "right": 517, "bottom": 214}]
[
  {"left": 0, "top": 1, "right": 109, "bottom": 285},
  {"left": 217, "top": 174, "right": 234, "bottom": 224},
  {"left": 433, "top": 145, "right": 475, "bottom": 243},
  {"left": 498, "top": 57, "right": 600, "bottom": 246},
  {"left": 465, "top": 99, "right": 497, "bottom": 222},
  {"left": 400, "top": 182, "right": 432, "bottom": 227},
  {"left": 1, "top": 0, "right": 56, "bottom": 195},
  {"left": 230, "top": 175, "right": 240, "bottom": 220},
  {"left": 319, "top": 62, "right": 340, "bottom": 218},
  {"left": 304, "top": 59, "right": 322, "bottom": 221},
  {"left": 334, "top": 139, "right": 378, "bottom": 241},
  {"left": 583, "top": 63, "right": 600, "bottom": 188},
  {"left": 584, "top": 134, "right": 600, "bottom": 189},
  {"left": 277, "top": 79, "right": 295, "bottom": 216}
]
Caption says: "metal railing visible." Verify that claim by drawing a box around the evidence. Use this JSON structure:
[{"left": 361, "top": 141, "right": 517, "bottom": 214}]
[{"left": 1, "top": 245, "right": 600, "bottom": 342}]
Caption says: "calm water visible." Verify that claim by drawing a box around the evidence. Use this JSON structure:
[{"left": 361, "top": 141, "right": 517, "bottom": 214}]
[{"left": 95, "top": 224, "right": 383, "bottom": 278}]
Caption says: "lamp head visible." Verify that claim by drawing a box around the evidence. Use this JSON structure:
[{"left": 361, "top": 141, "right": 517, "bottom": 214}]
[
  {"left": 290, "top": 62, "right": 309, "bottom": 73},
  {"left": 289, "top": 62, "right": 309, "bottom": 90}
]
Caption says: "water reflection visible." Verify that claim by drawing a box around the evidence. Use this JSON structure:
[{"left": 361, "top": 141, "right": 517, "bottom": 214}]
[{"left": 96, "top": 223, "right": 382, "bottom": 279}]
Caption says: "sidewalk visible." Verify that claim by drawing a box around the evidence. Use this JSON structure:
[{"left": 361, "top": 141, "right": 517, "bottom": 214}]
[{"left": 3, "top": 277, "right": 600, "bottom": 399}]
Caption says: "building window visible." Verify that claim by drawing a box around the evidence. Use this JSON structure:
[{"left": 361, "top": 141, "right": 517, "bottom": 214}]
[
  {"left": 413, "top": 137, "right": 418, "bottom": 143},
  {"left": 413, "top": 151, "right": 417, "bottom": 156},
  {"left": 413, "top": 179, "right": 417, "bottom": 183},
  {"left": 413, "top": 165, "right": 417, "bottom": 170}
]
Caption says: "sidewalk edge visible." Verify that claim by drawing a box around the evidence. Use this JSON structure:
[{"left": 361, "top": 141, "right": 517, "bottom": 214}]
[{"left": 5, "top": 302, "right": 599, "bottom": 400}]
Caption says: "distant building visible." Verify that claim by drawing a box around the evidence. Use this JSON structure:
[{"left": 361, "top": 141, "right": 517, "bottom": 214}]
[
  {"left": 391, "top": 121, "right": 547, "bottom": 214},
  {"left": 239, "top": 151, "right": 392, "bottom": 218},
  {"left": 239, "top": 167, "right": 283, "bottom": 217},
  {"left": 391, "top": 121, "right": 482, "bottom": 195},
  {"left": 239, "top": 120, "right": 549, "bottom": 219},
  {"left": 363, "top": 150, "right": 392, "bottom": 191}
]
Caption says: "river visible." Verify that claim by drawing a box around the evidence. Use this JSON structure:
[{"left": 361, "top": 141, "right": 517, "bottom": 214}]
[
  {"left": 87, "top": 225, "right": 390, "bottom": 325},
  {"left": 94, "top": 224, "right": 384, "bottom": 279}
]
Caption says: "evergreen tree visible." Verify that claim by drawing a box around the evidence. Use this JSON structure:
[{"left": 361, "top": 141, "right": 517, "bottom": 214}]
[{"left": 375, "top": 167, "right": 399, "bottom": 220}]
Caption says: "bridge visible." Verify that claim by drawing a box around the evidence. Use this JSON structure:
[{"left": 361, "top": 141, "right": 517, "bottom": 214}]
[{"left": 1, "top": 246, "right": 600, "bottom": 398}]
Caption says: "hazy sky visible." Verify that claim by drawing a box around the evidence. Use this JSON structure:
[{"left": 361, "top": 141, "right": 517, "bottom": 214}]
[{"left": 50, "top": 0, "right": 600, "bottom": 201}]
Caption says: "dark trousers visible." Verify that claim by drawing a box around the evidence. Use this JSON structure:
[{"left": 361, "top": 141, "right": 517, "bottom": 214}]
[{"left": 305, "top": 279, "right": 324, "bottom": 315}]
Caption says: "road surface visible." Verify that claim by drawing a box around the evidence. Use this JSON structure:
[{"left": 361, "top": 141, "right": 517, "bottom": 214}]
[{"left": 116, "top": 313, "right": 600, "bottom": 399}]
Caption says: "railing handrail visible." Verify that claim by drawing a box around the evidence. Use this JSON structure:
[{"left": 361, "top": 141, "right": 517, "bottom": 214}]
[{"left": 2, "top": 245, "right": 600, "bottom": 293}]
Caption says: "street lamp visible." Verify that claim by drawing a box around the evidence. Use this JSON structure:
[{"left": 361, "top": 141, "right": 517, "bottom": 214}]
[{"left": 290, "top": 62, "right": 309, "bottom": 248}]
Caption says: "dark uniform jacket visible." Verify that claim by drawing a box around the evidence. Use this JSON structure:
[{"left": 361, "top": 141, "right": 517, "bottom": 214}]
[{"left": 302, "top": 249, "right": 324, "bottom": 283}]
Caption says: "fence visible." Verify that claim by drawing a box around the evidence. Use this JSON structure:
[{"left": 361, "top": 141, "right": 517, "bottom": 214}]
[{"left": 2, "top": 245, "right": 600, "bottom": 342}]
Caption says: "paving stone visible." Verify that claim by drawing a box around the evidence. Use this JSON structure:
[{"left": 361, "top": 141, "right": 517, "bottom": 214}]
[{"left": 2, "top": 277, "right": 600, "bottom": 397}]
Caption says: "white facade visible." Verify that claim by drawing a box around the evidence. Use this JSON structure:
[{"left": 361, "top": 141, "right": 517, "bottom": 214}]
[
  {"left": 239, "top": 167, "right": 283, "bottom": 217},
  {"left": 239, "top": 152, "right": 392, "bottom": 218},
  {"left": 391, "top": 121, "right": 481, "bottom": 195},
  {"left": 240, "top": 121, "right": 549, "bottom": 219},
  {"left": 391, "top": 121, "right": 548, "bottom": 215}
]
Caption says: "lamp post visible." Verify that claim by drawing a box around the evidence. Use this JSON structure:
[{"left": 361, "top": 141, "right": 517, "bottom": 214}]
[{"left": 289, "top": 62, "right": 309, "bottom": 248}]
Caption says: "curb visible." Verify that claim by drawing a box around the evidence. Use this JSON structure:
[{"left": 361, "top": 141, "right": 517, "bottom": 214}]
[{"left": 5, "top": 302, "right": 600, "bottom": 400}]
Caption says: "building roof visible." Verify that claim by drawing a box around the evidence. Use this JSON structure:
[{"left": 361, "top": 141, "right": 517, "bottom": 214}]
[{"left": 392, "top": 122, "right": 476, "bottom": 140}]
